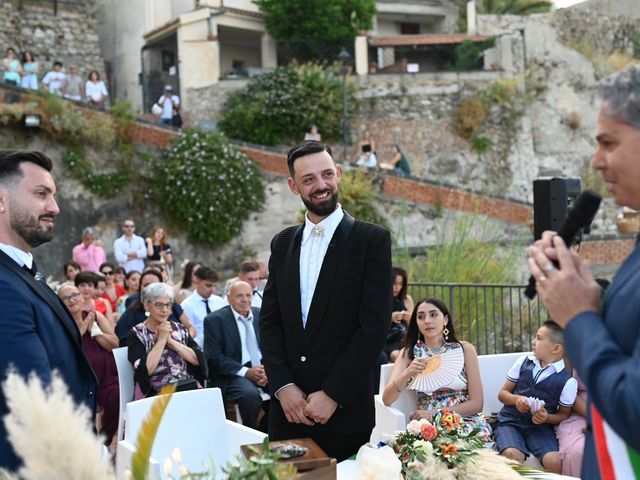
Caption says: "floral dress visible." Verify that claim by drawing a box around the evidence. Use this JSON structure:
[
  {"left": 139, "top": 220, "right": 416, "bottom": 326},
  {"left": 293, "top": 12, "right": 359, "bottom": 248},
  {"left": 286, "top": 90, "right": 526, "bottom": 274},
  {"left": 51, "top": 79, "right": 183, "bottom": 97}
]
[{"left": 414, "top": 341, "right": 492, "bottom": 440}]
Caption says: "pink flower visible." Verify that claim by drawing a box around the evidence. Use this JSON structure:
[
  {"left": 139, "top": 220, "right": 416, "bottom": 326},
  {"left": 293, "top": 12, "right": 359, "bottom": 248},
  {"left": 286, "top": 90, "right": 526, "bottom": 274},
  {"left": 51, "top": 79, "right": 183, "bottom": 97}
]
[{"left": 420, "top": 422, "right": 437, "bottom": 441}]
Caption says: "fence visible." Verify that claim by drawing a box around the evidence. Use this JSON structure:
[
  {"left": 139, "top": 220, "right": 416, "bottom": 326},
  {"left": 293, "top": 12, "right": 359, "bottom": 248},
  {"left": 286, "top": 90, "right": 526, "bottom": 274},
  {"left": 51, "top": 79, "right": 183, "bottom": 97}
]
[{"left": 407, "top": 283, "right": 549, "bottom": 355}]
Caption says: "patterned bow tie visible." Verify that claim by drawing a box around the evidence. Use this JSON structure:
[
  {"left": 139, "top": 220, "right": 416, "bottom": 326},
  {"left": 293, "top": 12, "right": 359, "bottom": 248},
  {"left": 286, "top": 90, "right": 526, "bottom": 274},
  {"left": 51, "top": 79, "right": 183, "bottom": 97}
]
[{"left": 312, "top": 224, "right": 324, "bottom": 237}]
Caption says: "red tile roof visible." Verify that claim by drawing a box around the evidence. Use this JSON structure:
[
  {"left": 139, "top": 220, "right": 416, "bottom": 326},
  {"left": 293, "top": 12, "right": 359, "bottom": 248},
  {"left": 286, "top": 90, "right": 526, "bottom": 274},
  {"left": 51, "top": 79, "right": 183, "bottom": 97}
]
[{"left": 370, "top": 33, "right": 489, "bottom": 47}]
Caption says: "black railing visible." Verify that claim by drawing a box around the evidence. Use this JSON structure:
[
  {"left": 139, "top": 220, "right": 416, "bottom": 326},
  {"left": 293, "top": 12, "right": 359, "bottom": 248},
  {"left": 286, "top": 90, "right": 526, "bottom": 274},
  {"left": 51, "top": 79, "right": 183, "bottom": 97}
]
[{"left": 407, "top": 283, "right": 550, "bottom": 355}]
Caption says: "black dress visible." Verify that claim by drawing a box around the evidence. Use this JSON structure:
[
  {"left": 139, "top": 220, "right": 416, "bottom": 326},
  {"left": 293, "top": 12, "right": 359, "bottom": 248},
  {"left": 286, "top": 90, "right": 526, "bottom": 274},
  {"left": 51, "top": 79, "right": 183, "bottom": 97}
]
[{"left": 383, "top": 297, "right": 407, "bottom": 355}]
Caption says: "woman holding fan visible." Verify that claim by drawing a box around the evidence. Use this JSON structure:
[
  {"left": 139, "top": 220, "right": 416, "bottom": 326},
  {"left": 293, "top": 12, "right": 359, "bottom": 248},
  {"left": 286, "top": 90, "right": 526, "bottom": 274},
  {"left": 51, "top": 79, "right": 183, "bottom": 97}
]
[{"left": 382, "top": 297, "right": 491, "bottom": 439}]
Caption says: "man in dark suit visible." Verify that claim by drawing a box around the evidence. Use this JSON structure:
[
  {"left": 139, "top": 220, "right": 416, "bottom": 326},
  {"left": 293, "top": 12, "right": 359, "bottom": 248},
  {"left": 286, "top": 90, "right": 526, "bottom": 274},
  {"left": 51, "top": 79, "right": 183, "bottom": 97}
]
[
  {"left": 0, "top": 150, "right": 97, "bottom": 470},
  {"left": 260, "top": 141, "right": 392, "bottom": 461},
  {"left": 528, "top": 65, "right": 640, "bottom": 479},
  {"left": 204, "top": 280, "right": 267, "bottom": 430}
]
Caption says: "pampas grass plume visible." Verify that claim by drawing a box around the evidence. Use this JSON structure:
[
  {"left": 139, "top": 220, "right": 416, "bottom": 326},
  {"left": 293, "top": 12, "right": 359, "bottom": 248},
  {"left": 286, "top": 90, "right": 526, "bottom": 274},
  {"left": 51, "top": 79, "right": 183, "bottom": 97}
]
[{"left": 2, "top": 371, "right": 114, "bottom": 480}]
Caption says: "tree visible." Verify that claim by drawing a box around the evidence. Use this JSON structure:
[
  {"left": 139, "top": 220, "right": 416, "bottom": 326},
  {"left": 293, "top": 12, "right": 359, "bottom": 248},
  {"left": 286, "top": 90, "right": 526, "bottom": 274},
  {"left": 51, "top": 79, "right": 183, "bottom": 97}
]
[
  {"left": 455, "top": 0, "right": 552, "bottom": 15},
  {"left": 254, "top": 0, "right": 376, "bottom": 61}
]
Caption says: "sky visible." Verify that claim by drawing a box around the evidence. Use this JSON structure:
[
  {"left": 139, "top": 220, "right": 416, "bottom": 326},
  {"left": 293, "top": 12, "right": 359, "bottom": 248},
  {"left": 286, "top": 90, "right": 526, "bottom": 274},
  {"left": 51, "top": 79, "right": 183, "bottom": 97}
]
[{"left": 554, "top": 0, "right": 588, "bottom": 7}]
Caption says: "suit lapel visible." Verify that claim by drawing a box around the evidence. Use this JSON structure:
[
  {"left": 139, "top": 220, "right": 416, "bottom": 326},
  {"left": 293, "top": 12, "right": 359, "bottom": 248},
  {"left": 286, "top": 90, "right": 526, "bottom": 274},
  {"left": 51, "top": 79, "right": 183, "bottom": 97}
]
[
  {"left": 284, "top": 225, "right": 304, "bottom": 343},
  {"left": 303, "top": 214, "right": 355, "bottom": 347},
  {"left": 0, "top": 250, "right": 81, "bottom": 346}
]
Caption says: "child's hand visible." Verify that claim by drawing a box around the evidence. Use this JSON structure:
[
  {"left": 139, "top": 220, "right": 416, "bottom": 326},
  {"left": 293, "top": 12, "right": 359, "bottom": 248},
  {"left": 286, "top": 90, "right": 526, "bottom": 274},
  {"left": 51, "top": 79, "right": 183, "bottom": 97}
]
[
  {"left": 515, "top": 396, "right": 530, "bottom": 413},
  {"left": 532, "top": 406, "right": 549, "bottom": 425}
]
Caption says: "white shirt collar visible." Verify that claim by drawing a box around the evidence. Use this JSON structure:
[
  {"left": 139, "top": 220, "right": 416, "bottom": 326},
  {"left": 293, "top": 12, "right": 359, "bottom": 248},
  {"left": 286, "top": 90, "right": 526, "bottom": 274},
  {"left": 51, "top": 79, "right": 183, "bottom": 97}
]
[
  {"left": 230, "top": 306, "right": 253, "bottom": 322},
  {"left": 527, "top": 354, "right": 566, "bottom": 373},
  {"left": 0, "top": 242, "right": 34, "bottom": 269},
  {"left": 301, "top": 204, "right": 344, "bottom": 246}
]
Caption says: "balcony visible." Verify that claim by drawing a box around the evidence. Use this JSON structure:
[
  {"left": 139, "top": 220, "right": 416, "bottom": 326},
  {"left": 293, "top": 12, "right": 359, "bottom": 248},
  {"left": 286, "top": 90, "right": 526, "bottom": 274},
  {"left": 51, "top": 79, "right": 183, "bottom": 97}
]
[{"left": 198, "top": 0, "right": 261, "bottom": 14}]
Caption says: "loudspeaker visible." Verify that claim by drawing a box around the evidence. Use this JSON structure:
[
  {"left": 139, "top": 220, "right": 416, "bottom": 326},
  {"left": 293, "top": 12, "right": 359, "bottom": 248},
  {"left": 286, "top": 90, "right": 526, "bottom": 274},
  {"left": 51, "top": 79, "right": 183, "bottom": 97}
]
[{"left": 533, "top": 177, "right": 581, "bottom": 240}]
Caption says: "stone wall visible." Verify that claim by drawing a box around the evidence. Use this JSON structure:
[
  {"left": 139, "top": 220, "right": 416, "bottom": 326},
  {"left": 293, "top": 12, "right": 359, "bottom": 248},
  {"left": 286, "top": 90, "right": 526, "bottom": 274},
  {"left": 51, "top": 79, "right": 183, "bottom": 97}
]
[
  {"left": 0, "top": 1, "right": 106, "bottom": 85},
  {"left": 184, "top": 78, "right": 249, "bottom": 127}
]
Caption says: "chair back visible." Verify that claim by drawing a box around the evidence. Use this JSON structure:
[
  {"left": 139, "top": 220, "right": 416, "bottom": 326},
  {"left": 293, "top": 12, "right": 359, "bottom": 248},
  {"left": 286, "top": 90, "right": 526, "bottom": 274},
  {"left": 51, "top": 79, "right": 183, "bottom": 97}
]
[
  {"left": 379, "top": 363, "right": 416, "bottom": 414},
  {"left": 477, "top": 351, "right": 525, "bottom": 415},
  {"left": 123, "top": 388, "right": 232, "bottom": 478},
  {"left": 113, "top": 346, "right": 134, "bottom": 441}
]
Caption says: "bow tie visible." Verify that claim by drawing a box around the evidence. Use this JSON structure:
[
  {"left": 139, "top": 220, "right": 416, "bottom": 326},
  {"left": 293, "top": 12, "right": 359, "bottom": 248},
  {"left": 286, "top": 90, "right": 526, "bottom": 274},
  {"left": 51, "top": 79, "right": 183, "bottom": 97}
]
[{"left": 312, "top": 224, "right": 324, "bottom": 237}]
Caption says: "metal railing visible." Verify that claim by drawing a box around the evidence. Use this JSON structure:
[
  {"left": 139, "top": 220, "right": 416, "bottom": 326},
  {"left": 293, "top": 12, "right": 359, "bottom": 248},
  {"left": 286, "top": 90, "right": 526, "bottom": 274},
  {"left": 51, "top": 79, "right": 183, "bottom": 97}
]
[
  {"left": 407, "top": 283, "right": 550, "bottom": 355},
  {"left": 221, "top": 0, "right": 261, "bottom": 13}
]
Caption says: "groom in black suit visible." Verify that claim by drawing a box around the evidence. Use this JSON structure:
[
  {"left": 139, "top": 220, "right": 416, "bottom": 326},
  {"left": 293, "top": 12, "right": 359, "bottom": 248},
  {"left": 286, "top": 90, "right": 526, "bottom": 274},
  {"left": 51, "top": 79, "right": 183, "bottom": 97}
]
[{"left": 260, "top": 141, "right": 392, "bottom": 461}]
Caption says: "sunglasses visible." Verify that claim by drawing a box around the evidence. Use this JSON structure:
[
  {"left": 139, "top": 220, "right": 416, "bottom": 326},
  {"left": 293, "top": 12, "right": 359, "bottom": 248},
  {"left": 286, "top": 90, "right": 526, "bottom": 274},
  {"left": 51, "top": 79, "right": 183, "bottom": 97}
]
[
  {"left": 123, "top": 224, "right": 135, "bottom": 228},
  {"left": 102, "top": 270, "right": 114, "bottom": 275}
]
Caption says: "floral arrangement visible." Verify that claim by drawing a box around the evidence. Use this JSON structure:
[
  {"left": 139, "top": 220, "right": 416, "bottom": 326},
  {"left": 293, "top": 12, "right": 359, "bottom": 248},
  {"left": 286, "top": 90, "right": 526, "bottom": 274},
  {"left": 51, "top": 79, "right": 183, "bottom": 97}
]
[{"left": 391, "top": 410, "right": 485, "bottom": 473}]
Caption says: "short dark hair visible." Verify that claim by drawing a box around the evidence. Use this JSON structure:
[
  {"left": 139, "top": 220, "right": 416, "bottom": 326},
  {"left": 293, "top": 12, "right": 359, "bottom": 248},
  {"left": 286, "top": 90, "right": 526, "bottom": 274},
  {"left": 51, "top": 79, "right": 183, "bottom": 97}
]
[
  {"left": 74, "top": 271, "right": 98, "bottom": 288},
  {"left": 0, "top": 150, "right": 53, "bottom": 187},
  {"left": 542, "top": 320, "right": 564, "bottom": 345},
  {"left": 194, "top": 265, "right": 219, "bottom": 282},
  {"left": 99, "top": 262, "right": 114, "bottom": 273},
  {"left": 238, "top": 259, "right": 260, "bottom": 274},
  {"left": 53, "top": 61, "right": 62, "bottom": 68},
  {"left": 286, "top": 140, "right": 334, "bottom": 177}
]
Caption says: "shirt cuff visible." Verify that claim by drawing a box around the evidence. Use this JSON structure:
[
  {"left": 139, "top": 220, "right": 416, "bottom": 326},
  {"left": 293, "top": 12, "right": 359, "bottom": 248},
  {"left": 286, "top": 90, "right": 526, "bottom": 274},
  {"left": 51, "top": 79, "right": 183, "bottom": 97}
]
[
  {"left": 274, "top": 383, "right": 295, "bottom": 400},
  {"left": 237, "top": 366, "right": 249, "bottom": 377}
]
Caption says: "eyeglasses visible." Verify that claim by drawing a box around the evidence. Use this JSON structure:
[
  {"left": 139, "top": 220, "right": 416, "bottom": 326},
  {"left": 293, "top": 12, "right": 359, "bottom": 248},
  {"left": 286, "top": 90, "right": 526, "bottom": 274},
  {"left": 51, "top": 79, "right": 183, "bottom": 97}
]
[
  {"left": 102, "top": 271, "right": 113, "bottom": 275},
  {"left": 123, "top": 224, "right": 135, "bottom": 228},
  {"left": 60, "top": 292, "right": 82, "bottom": 303},
  {"left": 150, "top": 301, "right": 173, "bottom": 310}
]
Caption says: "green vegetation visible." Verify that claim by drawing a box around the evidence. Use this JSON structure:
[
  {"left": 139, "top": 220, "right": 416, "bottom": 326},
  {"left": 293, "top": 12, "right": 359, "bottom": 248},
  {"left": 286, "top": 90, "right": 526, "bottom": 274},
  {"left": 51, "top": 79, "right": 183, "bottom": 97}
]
[
  {"left": 454, "top": 0, "right": 551, "bottom": 15},
  {"left": 338, "top": 170, "right": 389, "bottom": 229},
  {"left": 153, "top": 128, "right": 266, "bottom": 249},
  {"left": 471, "top": 136, "right": 492, "bottom": 155},
  {"left": 255, "top": 0, "right": 376, "bottom": 60},
  {"left": 446, "top": 38, "right": 496, "bottom": 71},
  {"left": 220, "top": 63, "right": 357, "bottom": 146},
  {"left": 395, "top": 214, "right": 540, "bottom": 353},
  {"left": 454, "top": 97, "right": 487, "bottom": 140}
]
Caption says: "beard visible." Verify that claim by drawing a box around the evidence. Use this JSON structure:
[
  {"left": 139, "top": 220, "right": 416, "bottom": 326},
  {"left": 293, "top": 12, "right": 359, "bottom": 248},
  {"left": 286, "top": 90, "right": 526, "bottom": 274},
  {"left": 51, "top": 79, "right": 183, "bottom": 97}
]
[
  {"left": 9, "top": 205, "right": 55, "bottom": 248},
  {"left": 301, "top": 188, "right": 339, "bottom": 218}
]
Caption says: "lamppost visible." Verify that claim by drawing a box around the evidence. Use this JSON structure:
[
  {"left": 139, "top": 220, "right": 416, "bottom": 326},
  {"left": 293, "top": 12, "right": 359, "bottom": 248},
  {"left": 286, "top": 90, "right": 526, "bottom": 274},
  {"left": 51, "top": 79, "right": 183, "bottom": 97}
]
[{"left": 337, "top": 48, "right": 352, "bottom": 164}]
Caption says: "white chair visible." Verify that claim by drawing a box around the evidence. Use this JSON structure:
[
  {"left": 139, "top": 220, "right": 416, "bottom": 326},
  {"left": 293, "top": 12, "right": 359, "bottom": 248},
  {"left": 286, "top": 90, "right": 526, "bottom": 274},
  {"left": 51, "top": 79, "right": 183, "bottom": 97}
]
[
  {"left": 371, "top": 352, "right": 542, "bottom": 468},
  {"left": 115, "top": 387, "right": 267, "bottom": 480},
  {"left": 113, "top": 346, "right": 135, "bottom": 443}
]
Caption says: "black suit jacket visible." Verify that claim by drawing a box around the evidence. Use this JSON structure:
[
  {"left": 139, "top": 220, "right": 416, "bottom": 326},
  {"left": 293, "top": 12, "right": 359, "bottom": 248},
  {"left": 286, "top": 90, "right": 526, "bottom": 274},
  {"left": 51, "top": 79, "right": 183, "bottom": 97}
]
[
  {"left": 260, "top": 213, "right": 392, "bottom": 435},
  {"left": 0, "top": 250, "right": 97, "bottom": 470},
  {"left": 203, "top": 305, "right": 262, "bottom": 383}
]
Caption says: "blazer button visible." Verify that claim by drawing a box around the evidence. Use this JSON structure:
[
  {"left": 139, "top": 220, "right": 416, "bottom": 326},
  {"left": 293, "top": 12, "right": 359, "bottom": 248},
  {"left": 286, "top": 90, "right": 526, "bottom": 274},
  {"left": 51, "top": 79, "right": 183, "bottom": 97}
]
[{"left": 300, "top": 356, "right": 306, "bottom": 362}]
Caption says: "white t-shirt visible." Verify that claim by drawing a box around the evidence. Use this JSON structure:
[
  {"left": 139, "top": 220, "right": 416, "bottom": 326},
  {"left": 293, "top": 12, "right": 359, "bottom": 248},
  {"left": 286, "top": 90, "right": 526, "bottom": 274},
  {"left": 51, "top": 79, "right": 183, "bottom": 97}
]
[
  {"left": 157, "top": 94, "right": 180, "bottom": 120},
  {"left": 42, "top": 71, "right": 66, "bottom": 95},
  {"left": 85, "top": 80, "right": 108, "bottom": 102}
]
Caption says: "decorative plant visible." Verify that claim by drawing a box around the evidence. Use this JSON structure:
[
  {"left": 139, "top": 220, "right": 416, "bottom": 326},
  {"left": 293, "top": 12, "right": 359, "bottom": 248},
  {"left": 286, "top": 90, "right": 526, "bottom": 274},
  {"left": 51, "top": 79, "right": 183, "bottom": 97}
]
[
  {"left": 153, "top": 128, "right": 266, "bottom": 249},
  {"left": 224, "top": 438, "right": 297, "bottom": 480}
]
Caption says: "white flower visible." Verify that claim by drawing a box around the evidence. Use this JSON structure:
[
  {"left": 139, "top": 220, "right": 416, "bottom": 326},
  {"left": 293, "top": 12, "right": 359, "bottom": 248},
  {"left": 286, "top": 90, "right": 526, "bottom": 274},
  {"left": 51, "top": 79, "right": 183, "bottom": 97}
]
[
  {"left": 407, "top": 419, "right": 422, "bottom": 435},
  {"left": 414, "top": 439, "right": 433, "bottom": 456}
]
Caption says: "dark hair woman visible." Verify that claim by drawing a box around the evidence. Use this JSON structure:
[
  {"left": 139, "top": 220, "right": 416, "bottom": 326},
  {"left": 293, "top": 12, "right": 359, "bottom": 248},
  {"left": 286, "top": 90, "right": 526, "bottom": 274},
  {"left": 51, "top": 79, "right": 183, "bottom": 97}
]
[
  {"left": 383, "top": 267, "right": 415, "bottom": 362},
  {"left": 382, "top": 297, "right": 491, "bottom": 440}
]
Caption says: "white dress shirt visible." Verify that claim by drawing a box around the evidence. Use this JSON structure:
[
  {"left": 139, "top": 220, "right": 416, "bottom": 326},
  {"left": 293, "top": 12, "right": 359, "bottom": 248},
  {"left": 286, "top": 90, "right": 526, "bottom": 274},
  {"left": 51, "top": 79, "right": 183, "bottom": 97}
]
[
  {"left": 230, "top": 307, "right": 262, "bottom": 377},
  {"left": 0, "top": 242, "right": 33, "bottom": 269},
  {"left": 252, "top": 290, "right": 263, "bottom": 308},
  {"left": 299, "top": 205, "right": 344, "bottom": 328},
  {"left": 181, "top": 291, "right": 226, "bottom": 347},
  {"left": 113, "top": 234, "right": 146, "bottom": 273}
]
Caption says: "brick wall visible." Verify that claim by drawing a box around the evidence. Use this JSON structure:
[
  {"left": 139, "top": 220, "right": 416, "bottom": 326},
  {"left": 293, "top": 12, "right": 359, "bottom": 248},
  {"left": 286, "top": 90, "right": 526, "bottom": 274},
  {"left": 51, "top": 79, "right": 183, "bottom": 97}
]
[{"left": 579, "top": 238, "right": 635, "bottom": 266}]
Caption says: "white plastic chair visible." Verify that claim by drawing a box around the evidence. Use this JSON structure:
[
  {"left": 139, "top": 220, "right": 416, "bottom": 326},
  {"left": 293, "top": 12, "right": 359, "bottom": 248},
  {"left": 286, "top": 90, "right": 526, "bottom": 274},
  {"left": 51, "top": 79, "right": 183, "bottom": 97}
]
[
  {"left": 113, "top": 346, "right": 134, "bottom": 442},
  {"left": 115, "top": 388, "right": 267, "bottom": 480}
]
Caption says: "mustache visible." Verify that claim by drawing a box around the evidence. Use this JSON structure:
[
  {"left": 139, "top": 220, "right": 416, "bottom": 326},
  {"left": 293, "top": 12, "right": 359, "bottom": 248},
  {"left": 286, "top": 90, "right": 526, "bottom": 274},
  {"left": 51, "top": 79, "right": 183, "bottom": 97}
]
[{"left": 39, "top": 214, "right": 55, "bottom": 221}]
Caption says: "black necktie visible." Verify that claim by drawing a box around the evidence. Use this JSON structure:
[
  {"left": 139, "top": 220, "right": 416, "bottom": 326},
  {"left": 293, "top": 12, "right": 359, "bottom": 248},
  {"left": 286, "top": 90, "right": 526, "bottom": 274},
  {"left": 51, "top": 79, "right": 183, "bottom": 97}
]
[
  {"left": 203, "top": 299, "right": 211, "bottom": 314},
  {"left": 23, "top": 261, "right": 37, "bottom": 278}
]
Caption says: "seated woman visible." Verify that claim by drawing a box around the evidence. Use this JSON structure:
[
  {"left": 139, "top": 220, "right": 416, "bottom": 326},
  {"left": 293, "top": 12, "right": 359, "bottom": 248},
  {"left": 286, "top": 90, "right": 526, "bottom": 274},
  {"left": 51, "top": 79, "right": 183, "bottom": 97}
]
[
  {"left": 127, "top": 282, "right": 206, "bottom": 398},
  {"left": 116, "top": 269, "right": 195, "bottom": 345},
  {"left": 99, "top": 262, "right": 126, "bottom": 316},
  {"left": 57, "top": 283, "right": 119, "bottom": 447},
  {"left": 383, "top": 267, "right": 415, "bottom": 363},
  {"left": 75, "top": 271, "right": 114, "bottom": 326},
  {"left": 356, "top": 130, "right": 377, "bottom": 168},
  {"left": 116, "top": 270, "right": 141, "bottom": 317},
  {"left": 380, "top": 144, "right": 411, "bottom": 176},
  {"left": 382, "top": 297, "right": 491, "bottom": 439},
  {"left": 173, "top": 261, "right": 201, "bottom": 304}
]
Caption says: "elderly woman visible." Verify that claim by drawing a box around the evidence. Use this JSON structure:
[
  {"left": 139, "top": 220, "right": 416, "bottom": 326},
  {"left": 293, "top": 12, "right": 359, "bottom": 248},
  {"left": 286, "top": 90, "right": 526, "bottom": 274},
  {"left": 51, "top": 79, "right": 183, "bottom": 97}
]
[
  {"left": 127, "top": 282, "right": 205, "bottom": 398},
  {"left": 57, "top": 283, "right": 119, "bottom": 447},
  {"left": 382, "top": 297, "right": 491, "bottom": 440}
]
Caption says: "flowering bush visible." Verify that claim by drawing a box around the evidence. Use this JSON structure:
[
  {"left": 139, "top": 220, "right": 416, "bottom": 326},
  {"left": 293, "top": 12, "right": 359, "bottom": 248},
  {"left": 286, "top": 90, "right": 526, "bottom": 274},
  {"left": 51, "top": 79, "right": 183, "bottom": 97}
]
[
  {"left": 390, "top": 410, "right": 485, "bottom": 474},
  {"left": 153, "top": 128, "right": 265, "bottom": 248}
]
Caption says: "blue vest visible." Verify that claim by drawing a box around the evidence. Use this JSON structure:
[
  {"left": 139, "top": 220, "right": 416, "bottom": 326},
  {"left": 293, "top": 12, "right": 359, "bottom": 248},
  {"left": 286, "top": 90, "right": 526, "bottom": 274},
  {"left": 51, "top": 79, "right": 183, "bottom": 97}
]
[{"left": 499, "top": 358, "right": 570, "bottom": 425}]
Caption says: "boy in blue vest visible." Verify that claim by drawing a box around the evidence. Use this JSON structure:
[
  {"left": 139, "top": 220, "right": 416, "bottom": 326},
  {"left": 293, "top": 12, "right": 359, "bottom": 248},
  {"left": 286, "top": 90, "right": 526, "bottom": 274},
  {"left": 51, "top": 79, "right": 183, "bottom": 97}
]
[{"left": 494, "top": 321, "right": 578, "bottom": 473}]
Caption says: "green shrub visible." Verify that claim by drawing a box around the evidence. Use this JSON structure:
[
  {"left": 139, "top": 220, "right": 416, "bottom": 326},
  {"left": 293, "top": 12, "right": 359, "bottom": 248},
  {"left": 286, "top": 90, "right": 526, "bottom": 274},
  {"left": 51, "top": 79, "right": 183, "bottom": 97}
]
[
  {"left": 220, "top": 63, "right": 357, "bottom": 146},
  {"left": 153, "top": 128, "right": 266, "bottom": 248},
  {"left": 62, "top": 147, "right": 129, "bottom": 198},
  {"left": 471, "top": 136, "right": 492, "bottom": 155},
  {"left": 338, "top": 170, "right": 388, "bottom": 229},
  {"left": 454, "top": 97, "right": 487, "bottom": 140},
  {"left": 446, "top": 38, "right": 495, "bottom": 71}
]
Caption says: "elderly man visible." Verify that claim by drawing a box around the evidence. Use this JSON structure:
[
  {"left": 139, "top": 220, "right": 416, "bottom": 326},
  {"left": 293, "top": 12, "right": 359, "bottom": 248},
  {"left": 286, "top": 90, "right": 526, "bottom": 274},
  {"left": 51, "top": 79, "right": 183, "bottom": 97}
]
[
  {"left": 260, "top": 141, "right": 391, "bottom": 461},
  {"left": 72, "top": 226, "right": 106, "bottom": 272},
  {"left": 204, "top": 281, "right": 267, "bottom": 430},
  {"left": 0, "top": 149, "right": 97, "bottom": 470},
  {"left": 528, "top": 65, "right": 640, "bottom": 479},
  {"left": 113, "top": 218, "right": 146, "bottom": 273}
]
